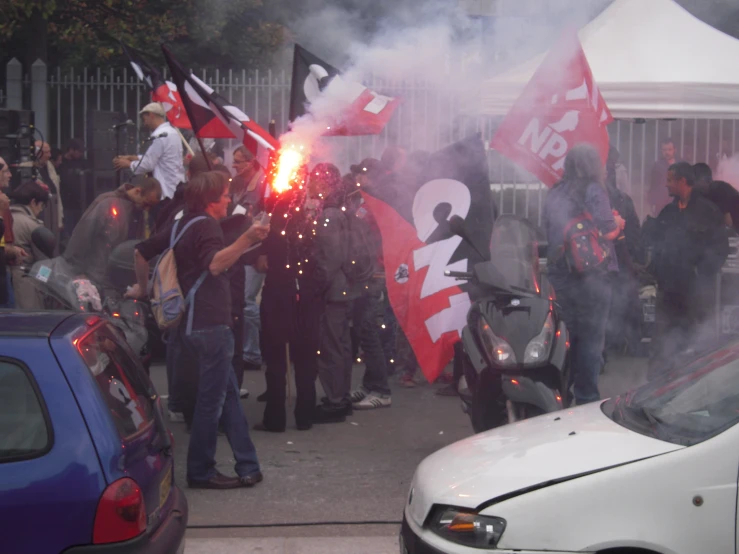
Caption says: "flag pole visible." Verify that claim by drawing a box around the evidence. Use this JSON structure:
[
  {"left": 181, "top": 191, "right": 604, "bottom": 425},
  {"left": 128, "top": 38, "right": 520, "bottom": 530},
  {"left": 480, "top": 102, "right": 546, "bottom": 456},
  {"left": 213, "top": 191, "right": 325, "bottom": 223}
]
[
  {"left": 194, "top": 135, "right": 212, "bottom": 170},
  {"left": 174, "top": 127, "right": 195, "bottom": 156}
]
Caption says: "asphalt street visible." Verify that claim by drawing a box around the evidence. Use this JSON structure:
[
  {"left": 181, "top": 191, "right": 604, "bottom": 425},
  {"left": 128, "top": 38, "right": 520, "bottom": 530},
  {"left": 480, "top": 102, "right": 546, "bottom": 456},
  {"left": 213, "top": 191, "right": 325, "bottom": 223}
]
[{"left": 149, "top": 355, "right": 648, "bottom": 553}]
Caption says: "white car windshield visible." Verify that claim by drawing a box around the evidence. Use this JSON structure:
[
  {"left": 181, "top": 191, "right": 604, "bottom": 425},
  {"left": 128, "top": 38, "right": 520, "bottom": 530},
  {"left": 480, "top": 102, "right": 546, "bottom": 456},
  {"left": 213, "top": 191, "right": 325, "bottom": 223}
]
[{"left": 604, "top": 343, "right": 739, "bottom": 446}]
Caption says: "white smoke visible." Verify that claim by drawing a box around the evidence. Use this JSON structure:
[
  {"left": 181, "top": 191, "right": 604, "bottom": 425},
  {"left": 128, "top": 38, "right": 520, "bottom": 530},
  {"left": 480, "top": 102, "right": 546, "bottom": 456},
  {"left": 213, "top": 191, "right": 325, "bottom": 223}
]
[
  {"left": 716, "top": 155, "right": 739, "bottom": 190},
  {"left": 277, "top": 0, "right": 611, "bottom": 168}
]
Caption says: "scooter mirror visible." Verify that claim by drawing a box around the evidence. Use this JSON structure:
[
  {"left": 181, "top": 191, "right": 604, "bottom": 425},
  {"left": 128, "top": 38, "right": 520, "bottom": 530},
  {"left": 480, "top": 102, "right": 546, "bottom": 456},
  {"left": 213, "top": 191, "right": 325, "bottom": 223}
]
[
  {"left": 449, "top": 215, "right": 468, "bottom": 239},
  {"left": 449, "top": 215, "right": 488, "bottom": 262}
]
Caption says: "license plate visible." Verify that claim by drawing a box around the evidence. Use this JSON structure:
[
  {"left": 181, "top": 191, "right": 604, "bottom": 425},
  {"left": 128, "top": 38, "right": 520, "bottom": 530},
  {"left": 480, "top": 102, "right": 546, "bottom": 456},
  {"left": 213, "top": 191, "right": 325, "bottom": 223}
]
[{"left": 159, "top": 465, "right": 172, "bottom": 509}]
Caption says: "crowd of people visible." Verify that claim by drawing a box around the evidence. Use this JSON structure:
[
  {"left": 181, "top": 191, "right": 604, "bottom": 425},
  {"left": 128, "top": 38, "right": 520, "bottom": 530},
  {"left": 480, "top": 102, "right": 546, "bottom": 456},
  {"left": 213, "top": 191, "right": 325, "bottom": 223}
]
[
  {"left": 0, "top": 98, "right": 736, "bottom": 490},
  {"left": 545, "top": 141, "right": 732, "bottom": 406}
]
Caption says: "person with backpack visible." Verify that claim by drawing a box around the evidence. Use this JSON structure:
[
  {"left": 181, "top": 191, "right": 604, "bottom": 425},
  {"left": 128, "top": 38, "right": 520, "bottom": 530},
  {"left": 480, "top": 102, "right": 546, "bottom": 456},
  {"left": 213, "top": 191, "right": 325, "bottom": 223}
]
[
  {"left": 128, "top": 171, "right": 269, "bottom": 490},
  {"left": 311, "top": 163, "right": 367, "bottom": 423},
  {"left": 543, "top": 144, "right": 625, "bottom": 406}
]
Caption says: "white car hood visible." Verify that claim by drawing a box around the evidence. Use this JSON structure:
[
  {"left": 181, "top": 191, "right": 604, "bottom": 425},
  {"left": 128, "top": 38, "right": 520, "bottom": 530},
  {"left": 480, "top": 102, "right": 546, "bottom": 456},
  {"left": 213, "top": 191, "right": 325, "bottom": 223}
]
[{"left": 408, "top": 402, "right": 683, "bottom": 525}]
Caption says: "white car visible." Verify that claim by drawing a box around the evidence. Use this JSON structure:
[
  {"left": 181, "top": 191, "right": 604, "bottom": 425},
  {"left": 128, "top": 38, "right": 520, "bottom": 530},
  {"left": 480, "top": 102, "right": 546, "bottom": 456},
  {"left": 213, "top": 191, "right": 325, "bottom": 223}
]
[{"left": 402, "top": 343, "right": 739, "bottom": 554}]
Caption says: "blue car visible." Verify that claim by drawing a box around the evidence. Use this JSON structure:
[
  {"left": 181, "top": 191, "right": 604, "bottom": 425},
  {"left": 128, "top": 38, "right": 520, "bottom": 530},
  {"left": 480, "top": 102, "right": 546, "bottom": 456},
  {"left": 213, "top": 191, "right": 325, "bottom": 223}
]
[{"left": 0, "top": 312, "right": 187, "bottom": 553}]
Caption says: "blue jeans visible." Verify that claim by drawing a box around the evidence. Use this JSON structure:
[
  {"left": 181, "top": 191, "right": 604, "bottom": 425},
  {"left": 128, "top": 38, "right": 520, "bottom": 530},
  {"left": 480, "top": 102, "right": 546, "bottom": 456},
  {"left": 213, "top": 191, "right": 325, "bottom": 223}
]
[
  {"left": 554, "top": 273, "right": 612, "bottom": 405},
  {"left": 185, "top": 325, "right": 260, "bottom": 482},
  {"left": 243, "top": 265, "right": 265, "bottom": 365},
  {"left": 0, "top": 272, "right": 15, "bottom": 308}
]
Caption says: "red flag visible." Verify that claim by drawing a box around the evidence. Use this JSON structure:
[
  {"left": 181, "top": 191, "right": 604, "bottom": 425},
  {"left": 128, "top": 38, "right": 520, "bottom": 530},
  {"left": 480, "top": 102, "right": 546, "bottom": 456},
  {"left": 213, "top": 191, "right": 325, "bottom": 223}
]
[
  {"left": 122, "top": 44, "right": 192, "bottom": 129},
  {"left": 490, "top": 34, "right": 612, "bottom": 187},
  {"left": 361, "top": 192, "right": 471, "bottom": 383},
  {"left": 152, "top": 82, "right": 191, "bottom": 129}
]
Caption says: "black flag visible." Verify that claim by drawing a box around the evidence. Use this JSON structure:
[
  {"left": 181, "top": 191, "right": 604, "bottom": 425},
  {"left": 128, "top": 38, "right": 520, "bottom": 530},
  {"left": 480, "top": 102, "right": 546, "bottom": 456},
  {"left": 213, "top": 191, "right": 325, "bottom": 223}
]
[
  {"left": 289, "top": 44, "right": 341, "bottom": 122},
  {"left": 361, "top": 135, "right": 496, "bottom": 382}
]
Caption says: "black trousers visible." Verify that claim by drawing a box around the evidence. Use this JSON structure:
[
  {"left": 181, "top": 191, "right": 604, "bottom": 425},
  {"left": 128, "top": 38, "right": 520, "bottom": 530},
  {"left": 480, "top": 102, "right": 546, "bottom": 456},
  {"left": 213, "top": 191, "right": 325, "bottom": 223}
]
[
  {"left": 317, "top": 300, "right": 354, "bottom": 404},
  {"left": 261, "top": 291, "right": 321, "bottom": 430}
]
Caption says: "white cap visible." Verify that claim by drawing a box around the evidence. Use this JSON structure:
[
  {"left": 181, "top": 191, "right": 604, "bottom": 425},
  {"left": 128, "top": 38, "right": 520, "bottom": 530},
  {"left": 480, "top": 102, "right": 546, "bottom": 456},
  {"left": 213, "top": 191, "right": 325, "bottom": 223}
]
[{"left": 139, "top": 102, "right": 166, "bottom": 118}]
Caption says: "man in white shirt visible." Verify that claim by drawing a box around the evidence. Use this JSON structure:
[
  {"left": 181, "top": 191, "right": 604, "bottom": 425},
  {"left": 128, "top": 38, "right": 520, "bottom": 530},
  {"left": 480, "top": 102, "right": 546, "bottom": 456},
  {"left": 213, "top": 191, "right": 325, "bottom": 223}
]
[{"left": 113, "top": 102, "right": 184, "bottom": 199}]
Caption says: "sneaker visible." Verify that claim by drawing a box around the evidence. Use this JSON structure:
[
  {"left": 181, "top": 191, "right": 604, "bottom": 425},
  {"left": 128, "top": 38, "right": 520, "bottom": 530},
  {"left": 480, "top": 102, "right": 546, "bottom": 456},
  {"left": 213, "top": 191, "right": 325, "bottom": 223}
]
[
  {"left": 398, "top": 374, "right": 417, "bottom": 388},
  {"left": 240, "top": 388, "right": 250, "bottom": 399},
  {"left": 350, "top": 386, "right": 370, "bottom": 403},
  {"left": 353, "top": 393, "right": 391, "bottom": 410},
  {"left": 169, "top": 410, "right": 185, "bottom": 423}
]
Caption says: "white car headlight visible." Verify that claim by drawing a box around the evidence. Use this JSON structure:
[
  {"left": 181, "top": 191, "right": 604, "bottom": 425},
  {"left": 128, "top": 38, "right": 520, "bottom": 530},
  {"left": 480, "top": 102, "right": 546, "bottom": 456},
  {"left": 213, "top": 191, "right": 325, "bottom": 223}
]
[{"left": 430, "top": 506, "right": 506, "bottom": 548}]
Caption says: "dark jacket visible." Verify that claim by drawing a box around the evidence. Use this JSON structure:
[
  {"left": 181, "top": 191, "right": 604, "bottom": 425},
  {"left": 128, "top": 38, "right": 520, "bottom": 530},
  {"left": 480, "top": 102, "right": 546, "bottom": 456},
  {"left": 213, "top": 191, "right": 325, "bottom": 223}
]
[
  {"left": 63, "top": 184, "right": 141, "bottom": 286},
  {"left": 605, "top": 181, "right": 644, "bottom": 268},
  {"left": 312, "top": 191, "right": 359, "bottom": 302},
  {"left": 645, "top": 191, "right": 729, "bottom": 295}
]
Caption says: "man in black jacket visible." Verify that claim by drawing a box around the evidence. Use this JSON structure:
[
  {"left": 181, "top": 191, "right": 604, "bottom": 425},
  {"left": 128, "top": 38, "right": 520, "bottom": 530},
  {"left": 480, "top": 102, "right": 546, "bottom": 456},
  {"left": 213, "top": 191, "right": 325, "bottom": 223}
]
[
  {"left": 644, "top": 162, "right": 729, "bottom": 380},
  {"left": 310, "top": 163, "right": 362, "bottom": 423}
]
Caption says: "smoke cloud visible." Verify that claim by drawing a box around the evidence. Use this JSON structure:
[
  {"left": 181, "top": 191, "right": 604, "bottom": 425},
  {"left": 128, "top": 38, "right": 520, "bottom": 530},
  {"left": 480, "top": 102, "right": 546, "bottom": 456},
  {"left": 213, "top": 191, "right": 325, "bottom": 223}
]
[{"left": 274, "top": 0, "right": 613, "bottom": 170}]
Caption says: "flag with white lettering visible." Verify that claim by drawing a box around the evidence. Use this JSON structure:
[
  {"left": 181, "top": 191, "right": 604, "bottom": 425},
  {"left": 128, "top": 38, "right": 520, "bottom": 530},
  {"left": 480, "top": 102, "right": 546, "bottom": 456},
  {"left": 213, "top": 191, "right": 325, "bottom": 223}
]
[
  {"left": 490, "top": 33, "right": 612, "bottom": 187},
  {"left": 362, "top": 136, "right": 494, "bottom": 382},
  {"left": 122, "top": 44, "right": 191, "bottom": 129},
  {"left": 290, "top": 44, "right": 400, "bottom": 136}
]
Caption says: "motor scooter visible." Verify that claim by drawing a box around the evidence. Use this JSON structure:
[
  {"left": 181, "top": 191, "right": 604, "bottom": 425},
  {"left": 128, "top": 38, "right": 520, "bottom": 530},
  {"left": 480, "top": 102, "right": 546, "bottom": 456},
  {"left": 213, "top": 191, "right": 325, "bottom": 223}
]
[{"left": 446, "top": 215, "right": 570, "bottom": 433}]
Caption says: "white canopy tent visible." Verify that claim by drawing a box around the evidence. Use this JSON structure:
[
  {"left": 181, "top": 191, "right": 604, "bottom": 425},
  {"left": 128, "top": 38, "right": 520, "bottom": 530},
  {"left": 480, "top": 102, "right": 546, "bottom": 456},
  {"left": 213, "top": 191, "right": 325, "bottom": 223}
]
[{"left": 479, "top": 0, "right": 739, "bottom": 119}]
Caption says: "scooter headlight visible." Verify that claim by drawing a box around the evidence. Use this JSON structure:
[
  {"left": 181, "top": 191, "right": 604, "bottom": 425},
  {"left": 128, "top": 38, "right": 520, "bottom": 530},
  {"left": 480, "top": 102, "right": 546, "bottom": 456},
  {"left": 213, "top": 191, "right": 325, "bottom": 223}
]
[
  {"left": 523, "top": 312, "right": 554, "bottom": 365},
  {"left": 478, "top": 318, "right": 516, "bottom": 367},
  {"left": 430, "top": 506, "right": 506, "bottom": 548}
]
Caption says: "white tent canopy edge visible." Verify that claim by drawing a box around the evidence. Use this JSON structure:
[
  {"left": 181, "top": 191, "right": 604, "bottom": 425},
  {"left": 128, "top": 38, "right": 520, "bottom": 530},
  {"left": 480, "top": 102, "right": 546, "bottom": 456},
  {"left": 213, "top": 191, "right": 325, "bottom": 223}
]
[{"left": 479, "top": 0, "right": 739, "bottom": 120}]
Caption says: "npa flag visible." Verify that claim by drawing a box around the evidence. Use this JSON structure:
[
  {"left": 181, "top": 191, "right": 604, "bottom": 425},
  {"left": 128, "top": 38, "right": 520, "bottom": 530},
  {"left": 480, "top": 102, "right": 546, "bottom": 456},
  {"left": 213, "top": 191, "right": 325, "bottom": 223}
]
[
  {"left": 289, "top": 44, "right": 400, "bottom": 136},
  {"left": 362, "top": 135, "right": 495, "bottom": 382},
  {"left": 122, "top": 44, "right": 191, "bottom": 129},
  {"left": 490, "top": 34, "right": 612, "bottom": 187},
  {"left": 162, "top": 45, "right": 279, "bottom": 160}
]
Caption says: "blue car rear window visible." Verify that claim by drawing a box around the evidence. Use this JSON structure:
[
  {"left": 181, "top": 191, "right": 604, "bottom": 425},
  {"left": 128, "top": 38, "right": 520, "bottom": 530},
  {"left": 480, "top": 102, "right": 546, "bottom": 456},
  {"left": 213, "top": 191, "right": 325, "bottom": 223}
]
[
  {"left": 0, "top": 360, "right": 50, "bottom": 462},
  {"left": 77, "top": 326, "right": 155, "bottom": 439}
]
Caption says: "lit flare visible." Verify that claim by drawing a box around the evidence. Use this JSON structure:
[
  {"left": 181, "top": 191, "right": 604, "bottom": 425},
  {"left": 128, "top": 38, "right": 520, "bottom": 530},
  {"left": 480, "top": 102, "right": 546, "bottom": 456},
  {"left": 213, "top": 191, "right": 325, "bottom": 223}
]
[{"left": 271, "top": 147, "right": 305, "bottom": 194}]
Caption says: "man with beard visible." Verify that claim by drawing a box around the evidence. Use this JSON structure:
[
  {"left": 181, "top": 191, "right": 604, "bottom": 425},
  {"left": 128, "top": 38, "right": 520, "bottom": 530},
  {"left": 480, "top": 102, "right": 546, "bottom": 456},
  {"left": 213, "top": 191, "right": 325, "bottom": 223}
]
[
  {"left": 63, "top": 176, "right": 162, "bottom": 296},
  {"left": 645, "top": 162, "right": 729, "bottom": 380}
]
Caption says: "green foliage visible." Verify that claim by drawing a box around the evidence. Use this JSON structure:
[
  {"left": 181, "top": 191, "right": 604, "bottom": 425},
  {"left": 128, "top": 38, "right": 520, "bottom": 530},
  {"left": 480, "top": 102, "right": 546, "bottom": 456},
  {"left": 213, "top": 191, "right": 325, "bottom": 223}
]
[{"left": 0, "top": 0, "right": 286, "bottom": 70}]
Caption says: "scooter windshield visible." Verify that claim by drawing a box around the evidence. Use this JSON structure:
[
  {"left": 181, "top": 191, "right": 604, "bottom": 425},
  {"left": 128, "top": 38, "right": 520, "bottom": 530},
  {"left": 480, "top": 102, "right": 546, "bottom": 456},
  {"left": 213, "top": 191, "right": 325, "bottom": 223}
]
[{"left": 488, "top": 215, "right": 541, "bottom": 296}]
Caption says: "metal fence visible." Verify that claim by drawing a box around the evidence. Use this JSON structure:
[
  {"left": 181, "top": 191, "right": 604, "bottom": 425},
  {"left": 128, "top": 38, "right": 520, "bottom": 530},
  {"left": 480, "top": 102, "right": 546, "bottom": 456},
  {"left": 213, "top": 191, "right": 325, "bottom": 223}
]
[{"left": 38, "top": 64, "right": 739, "bottom": 226}]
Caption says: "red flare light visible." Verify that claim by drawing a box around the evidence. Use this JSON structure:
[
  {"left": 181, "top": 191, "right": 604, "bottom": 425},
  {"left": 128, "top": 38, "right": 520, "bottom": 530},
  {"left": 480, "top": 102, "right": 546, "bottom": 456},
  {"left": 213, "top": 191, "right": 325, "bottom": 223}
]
[
  {"left": 270, "top": 146, "right": 305, "bottom": 194},
  {"left": 111, "top": 207, "right": 118, "bottom": 217}
]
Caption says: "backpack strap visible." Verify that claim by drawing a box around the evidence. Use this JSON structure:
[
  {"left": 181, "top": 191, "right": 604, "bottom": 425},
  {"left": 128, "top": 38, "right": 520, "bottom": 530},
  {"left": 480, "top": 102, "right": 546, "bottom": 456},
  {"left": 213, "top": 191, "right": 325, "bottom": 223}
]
[
  {"left": 170, "top": 216, "right": 207, "bottom": 248},
  {"left": 185, "top": 270, "right": 209, "bottom": 335},
  {"left": 147, "top": 216, "right": 208, "bottom": 298}
]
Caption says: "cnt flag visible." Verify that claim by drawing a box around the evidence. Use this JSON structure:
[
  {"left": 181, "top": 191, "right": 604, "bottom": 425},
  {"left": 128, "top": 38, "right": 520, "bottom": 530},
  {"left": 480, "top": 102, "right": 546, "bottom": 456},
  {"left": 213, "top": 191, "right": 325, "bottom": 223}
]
[
  {"left": 362, "top": 136, "right": 495, "bottom": 382},
  {"left": 122, "top": 44, "right": 191, "bottom": 129},
  {"left": 290, "top": 44, "right": 400, "bottom": 136},
  {"left": 490, "top": 33, "right": 612, "bottom": 187},
  {"left": 161, "top": 45, "right": 279, "bottom": 161}
]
